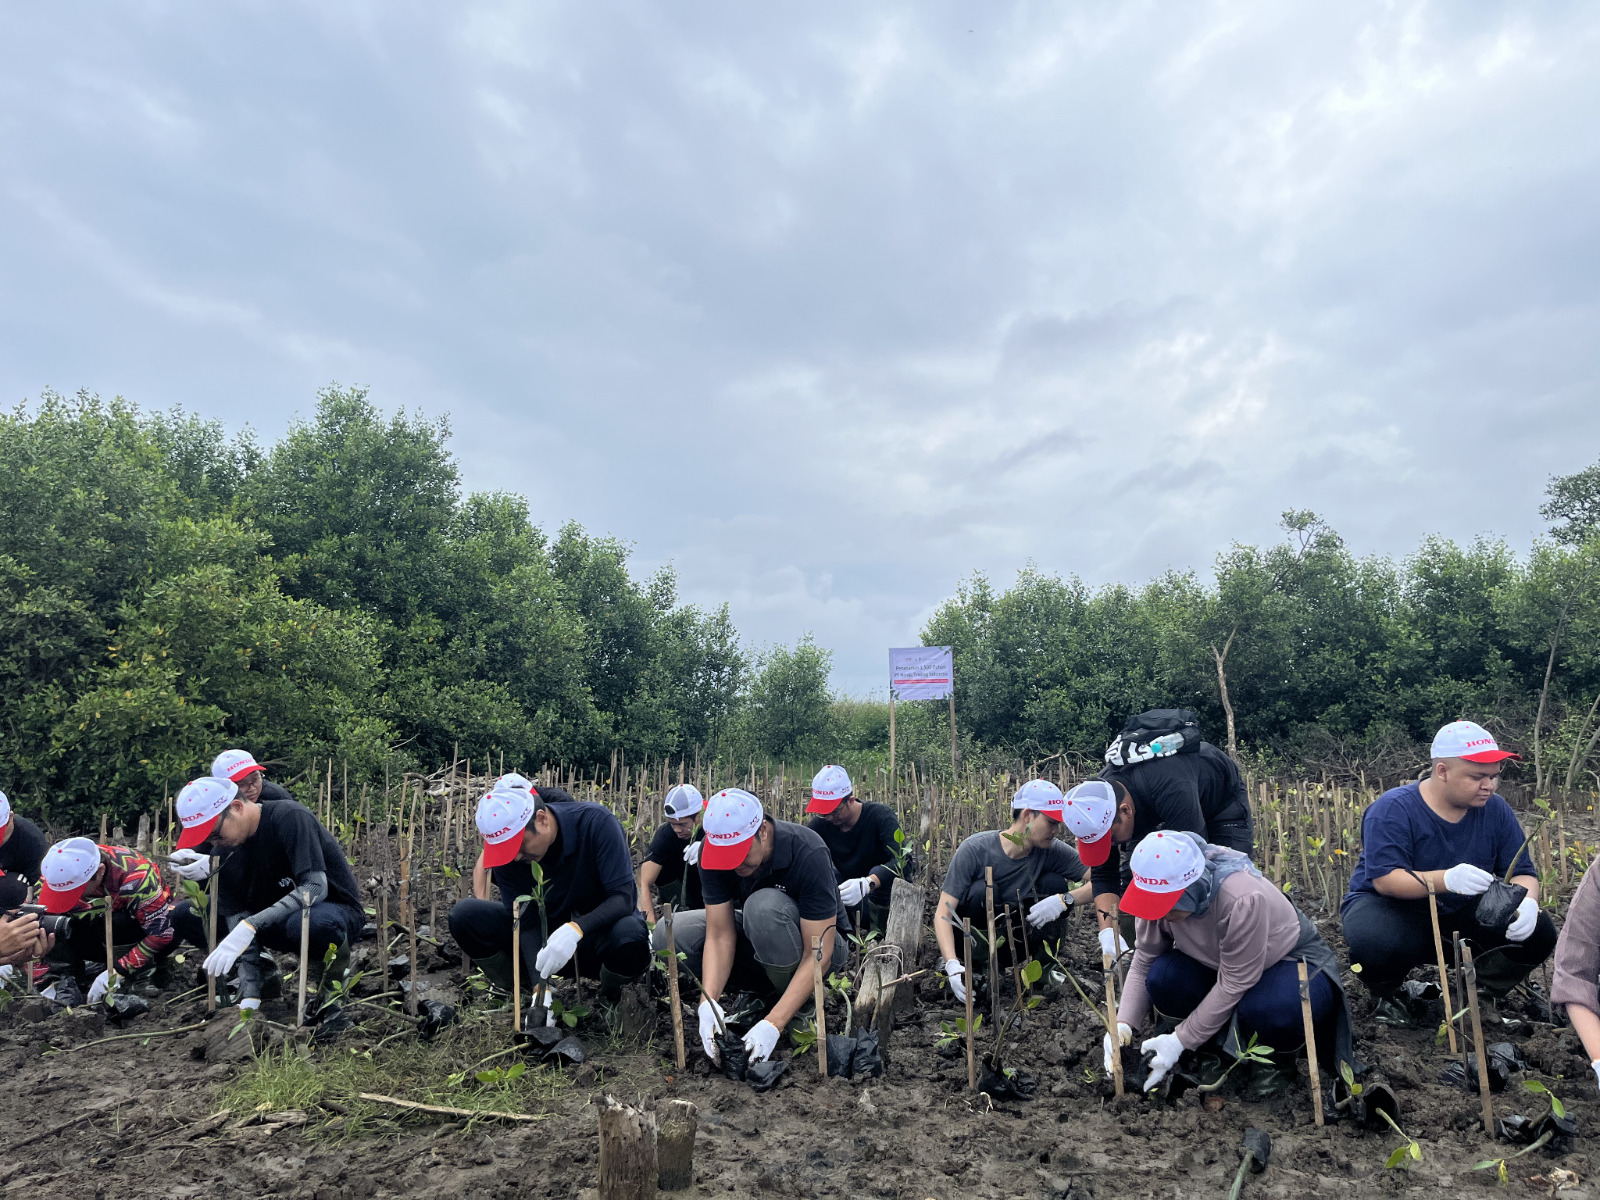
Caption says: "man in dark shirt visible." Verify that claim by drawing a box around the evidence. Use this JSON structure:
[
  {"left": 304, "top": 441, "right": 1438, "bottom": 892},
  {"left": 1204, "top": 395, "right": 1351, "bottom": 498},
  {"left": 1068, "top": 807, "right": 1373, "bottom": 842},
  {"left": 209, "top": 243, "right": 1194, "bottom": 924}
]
[
  {"left": 169, "top": 750, "right": 295, "bottom": 884},
  {"left": 449, "top": 786, "right": 648, "bottom": 1007},
  {"left": 0, "top": 789, "right": 48, "bottom": 886},
  {"left": 171, "top": 775, "right": 365, "bottom": 1015},
  {"left": 1091, "top": 739, "right": 1254, "bottom": 953},
  {"left": 803, "top": 764, "right": 903, "bottom": 937},
  {"left": 656, "top": 788, "right": 849, "bottom": 1065},
  {"left": 639, "top": 783, "right": 706, "bottom": 924}
]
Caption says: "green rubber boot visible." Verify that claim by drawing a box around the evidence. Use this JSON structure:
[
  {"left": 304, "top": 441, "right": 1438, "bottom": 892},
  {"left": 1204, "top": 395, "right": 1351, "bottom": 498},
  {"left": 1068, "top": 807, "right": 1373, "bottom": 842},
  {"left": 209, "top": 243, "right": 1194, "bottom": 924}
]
[
  {"left": 474, "top": 951, "right": 518, "bottom": 995},
  {"left": 598, "top": 966, "right": 636, "bottom": 1005}
]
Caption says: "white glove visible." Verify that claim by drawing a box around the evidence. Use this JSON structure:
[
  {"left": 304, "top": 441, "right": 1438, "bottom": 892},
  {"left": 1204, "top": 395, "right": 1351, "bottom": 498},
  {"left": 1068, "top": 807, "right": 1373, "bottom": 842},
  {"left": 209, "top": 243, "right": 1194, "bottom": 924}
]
[
  {"left": 0, "top": 964, "right": 14, "bottom": 990},
  {"left": 839, "top": 877, "right": 875, "bottom": 907},
  {"left": 683, "top": 840, "right": 702, "bottom": 866},
  {"left": 239, "top": 997, "right": 261, "bottom": 1012},
  {"left": 168, "top": 849, "right": 213, "bottom": 881},
  {"left": 1443, "top": 863, "right": 1494, "bottom": 895},
  {"left": 535, "top": 922, "right": 583, "bottom": 978},
  {"left": 1141, "top": 1032, "right": 1185, "bottom": 1091},
  {"left": 1099, "top": 926, "right": 1130, "bottom": 960},
  {"left": 203, "top": 921, "right": 256, "bottom": 977},
  {"left": 1103, "top": 1021, "right": 1131, "bottom": 1074},
  {"left": 697, "top": 997, "right": 725, "bottom": 1060},
  {"left": 1592, "top": 1060, "right": 1600, "bottom": 1095},
  {"left": 743, "top": 1019, "right": 781, "bottom": 1063},
  {"left": 943, "top": 958, "right": 967, "bottom": 1003},
  {"left": 1026, "top": 893, "right": 1070, "bottom": 929},
  {"left": 1506, "top": 894, "right": 1539, "bottom": 942},
  {"left": 88, "top": 969, "right": 114, "bottom": 1003}
]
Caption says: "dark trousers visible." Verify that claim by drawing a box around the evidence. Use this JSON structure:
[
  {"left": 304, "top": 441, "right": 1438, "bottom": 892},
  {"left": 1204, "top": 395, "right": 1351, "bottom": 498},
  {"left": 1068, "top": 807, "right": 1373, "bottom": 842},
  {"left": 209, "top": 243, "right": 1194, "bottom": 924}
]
[
  {"left": 46, "top": 912, "right": 148, "bottom": 981},
  {"left": 1208, "top": 815, "right": 1254, "bottom": 858},
  {"left": 171, "top": 899, "right": 364, "bottom": 960},
  {"left": 1341, "top": 890, "right": 1558, "bottom": 994},
  {"left": 953, "top": 869, "right": 1076, "bottom": 972},
  {"left": 449, "top": 898, "right": 650, "bottom": 981},
  {"left": 1147, "top": 948, "right": 1336, "bottom": 1056}
]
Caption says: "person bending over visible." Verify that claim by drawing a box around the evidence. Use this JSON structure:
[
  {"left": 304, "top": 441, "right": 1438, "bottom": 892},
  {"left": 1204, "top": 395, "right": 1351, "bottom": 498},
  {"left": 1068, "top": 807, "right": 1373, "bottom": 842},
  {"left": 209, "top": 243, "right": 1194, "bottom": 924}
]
[
  {"left": 804, "top": 764, "right": 904, "bottom": 938},
  {"left": 173, "top": 775, "right": 365, "bottom": 1015},
  {"left": 933, "top": 780, "right": 1091, "bottom": 1004},
  {"left": 450, "top": 785, "right": 648, "bottom": 1010},
  {"left": 38, "top": 837, "right": 179, "bottom": 1001},
  {"left": 1551, "top": 856, "right": 1600, "bottom": 1095},
  {"left": 0, "top": 790, "right": 47, "bottom": 888},
  {"left": 1341, "top": 721, "right": 1554, "bottom": 1024},
  {"left": 1113, "top": 830, "right": 1353, "bottom": 1100},
  {"left": 655, "top": 788, "right": 847, "bottom": 1066},
  {"left": 169, "top": 750, "right": 297, "bottom": 885},
  {"left": 639, "top": 784, "right": 706, "bottom": 925}
]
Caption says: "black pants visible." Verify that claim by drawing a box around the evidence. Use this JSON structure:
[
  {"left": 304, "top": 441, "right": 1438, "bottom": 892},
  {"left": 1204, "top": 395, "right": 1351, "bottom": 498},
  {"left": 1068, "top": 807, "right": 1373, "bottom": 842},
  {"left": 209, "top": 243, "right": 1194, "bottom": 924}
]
[
  {"left": 171, "top": 900, "right": 363, "bottom": 965},
  {"left": 448, "top": 899, "right": 650, "bottom": 981},
  {"left": 46, "top": 912, "right": 148, "bottom": 982},
  {"left": 1341, "top": 890, "right": 1558, "bottom": 994},
  {"left": 1208, "top": 815, "right": 1254, "bottom": 858}
]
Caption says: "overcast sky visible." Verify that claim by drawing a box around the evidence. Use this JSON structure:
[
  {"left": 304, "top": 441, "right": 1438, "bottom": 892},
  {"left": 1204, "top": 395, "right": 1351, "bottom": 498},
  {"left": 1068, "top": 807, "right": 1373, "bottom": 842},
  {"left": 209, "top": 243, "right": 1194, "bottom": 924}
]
[{"left": 3, "top": 3, "right": 1598, "bottom": 694}]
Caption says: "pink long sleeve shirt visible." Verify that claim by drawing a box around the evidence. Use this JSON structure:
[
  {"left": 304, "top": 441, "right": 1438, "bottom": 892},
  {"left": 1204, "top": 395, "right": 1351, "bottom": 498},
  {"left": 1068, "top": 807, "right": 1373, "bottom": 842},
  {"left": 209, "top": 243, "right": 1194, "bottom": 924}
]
[
  {"left": 1552, "top": 858, "right": 1600, "bottom": 1019},
  {"left": 1117, "top": 869, "right": 1302, "bottom": 1050}
]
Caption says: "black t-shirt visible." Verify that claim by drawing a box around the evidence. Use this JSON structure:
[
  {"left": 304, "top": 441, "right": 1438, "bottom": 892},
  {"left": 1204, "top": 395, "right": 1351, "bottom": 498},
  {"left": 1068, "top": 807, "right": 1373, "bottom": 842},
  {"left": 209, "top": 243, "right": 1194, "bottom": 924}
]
[
  {"left": 645, "top": 822, "right": 705, "bottom": 902},
  {"left": 1094, "top": 741, "right": 1251, "bottom": 896},
  {"left": 491, "top": 801, "right": 637, "bottom": 938},
  {"left": 218, "top": 802, "right": 362, "bottom": 921},
  {"left": 805, "top": 802, "right": 902, "bottom": 889},
  {"left": 0, "top": 815, "right": 48, "bottom": 885},
  {"left": 259, "top": 779, "right": 293, "bottom": 804},
  {"left": 699, "top": 820, "right": 847, "bottom": 928}
]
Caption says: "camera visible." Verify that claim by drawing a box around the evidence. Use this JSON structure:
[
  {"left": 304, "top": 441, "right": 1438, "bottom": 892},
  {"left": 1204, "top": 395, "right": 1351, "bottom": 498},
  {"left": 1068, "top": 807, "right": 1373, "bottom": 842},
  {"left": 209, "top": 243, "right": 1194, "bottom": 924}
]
[{"left": 5, "top": 904, "right": 74, "bottom": 938}]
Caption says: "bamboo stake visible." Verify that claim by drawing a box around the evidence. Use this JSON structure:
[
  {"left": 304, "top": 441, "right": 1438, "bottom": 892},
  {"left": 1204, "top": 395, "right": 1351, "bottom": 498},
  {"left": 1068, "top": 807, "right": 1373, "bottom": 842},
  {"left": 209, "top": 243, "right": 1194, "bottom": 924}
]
[
  {"left": 206, "top": 866, "right": 219, "bottom": 1011},
  {"left": 1297, "top": 960, "right": 1323, "bottom": 1126},
  {"left": 1104, "top": 943, "right": 1124, "bottom": 1098},
  {"left": 963, "top": 917, "right": 976, "bottom": 1092},
  {"left": 663, "top": 904, "right": 686, "bottom": 1070},
  {"left": 1003, "top": 904, "right": 1024, "bottom": 1014},
  {"left": 984, "top": 866, "right": 998, "bottom": 1025},
  {"left": 1425, "top": 877, "right": 1458, "bottom": 1054},
  {"left": 296, "top": 894, "right": 311, "bottom": 1028},
  {"left": 1462, "top": 943, "right": 1495, "bottom": 1137},
  {"left": 103, "top": 899, "right": 115, "bottom": 1002},
  {"left": 812, "top": 933, "right": 827, "bottom": 1079},
  {"left": 512, "top": 898, "right": 523, "bottom": 1033}
]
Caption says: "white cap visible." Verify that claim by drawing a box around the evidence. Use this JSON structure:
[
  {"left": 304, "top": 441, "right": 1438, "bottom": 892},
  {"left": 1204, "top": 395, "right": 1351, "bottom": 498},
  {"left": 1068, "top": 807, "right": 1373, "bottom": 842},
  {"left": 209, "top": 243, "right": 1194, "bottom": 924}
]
[
  {"left": 701, "top": 788, "right": 765, "bottom": 870},
  {"left": 1060, "top": 780, "right": 1117, "bottom": 841},
  {"left": 175, "top": 776, "right": 239, "bottom": 849},
  {"left": 1011, "top": 779, "right": 1065, "bottom": 821},
  {"left": 495, "top": 772, "right": 534, "bottom": 792},
  {"left": 40, "top": 837, "right": 102, "bottom": 912},
  {"left": 211, "top": 749, "right": 265, "bottom": 783},
  {"left": 664, "top": 783, "right": 705, "bottom": 820},
  {"left": 0, "top": 789, "right": 9, "bottom": 829},
  {"left": 1120, "top": 831, "right": 1207, "bottom": 920},
  {"left": 1431, "top": 720, "right": 1519, "bottom": 764},
  {"left": 807, "top": 765, "right": 854, "bottom": 814},
  {"left": 477, "top": 788, "right": 539, "bottom": 868}
]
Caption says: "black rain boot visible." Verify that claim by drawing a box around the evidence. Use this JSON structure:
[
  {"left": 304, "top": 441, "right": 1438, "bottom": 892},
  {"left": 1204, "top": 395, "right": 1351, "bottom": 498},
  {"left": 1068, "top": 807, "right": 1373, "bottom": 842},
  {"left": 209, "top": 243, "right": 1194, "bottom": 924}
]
[
  {"left": 474, "top": 951, "right": 518, "bottom": 995},
  {"left": 1244, "top": 1048, "right": 1298, "bottom": 1101}
]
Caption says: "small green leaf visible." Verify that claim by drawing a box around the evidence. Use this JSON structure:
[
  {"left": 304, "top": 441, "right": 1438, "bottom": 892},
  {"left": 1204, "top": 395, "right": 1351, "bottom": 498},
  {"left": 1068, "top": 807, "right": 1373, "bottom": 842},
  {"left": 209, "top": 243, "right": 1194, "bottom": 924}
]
[
  {"left": 1023, "top": 959, "right": 1043, "bottom": 985},
  {"left": 1471, "top": 1159, "right": 1501, "bottom": 1171},
  {"left": 1384, "top": 1147, "right": 1408, "bottom": 1170},
  {"left": 504, "top": 1061, "right": 525, "bottom": 1081},
  {"left": 893, "top": 828, "right": 905, "bottom": 846},
  {"left": 1408, "top": 1143, "right": 1421, "bottom": 1161},
  {"left": 563, "top": 1011, "right": 577, "bottom": 1027}
]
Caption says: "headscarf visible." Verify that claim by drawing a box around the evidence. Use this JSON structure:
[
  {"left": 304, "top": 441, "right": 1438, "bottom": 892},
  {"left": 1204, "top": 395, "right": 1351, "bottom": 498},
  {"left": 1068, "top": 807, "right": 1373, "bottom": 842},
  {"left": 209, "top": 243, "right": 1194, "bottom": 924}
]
[{"left": 1168, "top": 832, "right": 1262, "bottom": 918}]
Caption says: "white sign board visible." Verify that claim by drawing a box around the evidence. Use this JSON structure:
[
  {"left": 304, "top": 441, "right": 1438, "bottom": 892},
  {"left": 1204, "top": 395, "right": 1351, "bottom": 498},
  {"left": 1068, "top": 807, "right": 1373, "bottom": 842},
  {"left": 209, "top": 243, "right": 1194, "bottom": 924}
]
[{"left": 889, "top": 646, "right": 954, "bottom": 701}]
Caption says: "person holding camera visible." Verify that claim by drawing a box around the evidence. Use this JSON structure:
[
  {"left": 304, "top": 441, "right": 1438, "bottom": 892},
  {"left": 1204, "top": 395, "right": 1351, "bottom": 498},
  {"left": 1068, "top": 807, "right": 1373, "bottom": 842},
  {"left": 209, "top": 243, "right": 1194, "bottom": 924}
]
[{"left": 38, "top": 836, "right": 179, "bottom": 1001}]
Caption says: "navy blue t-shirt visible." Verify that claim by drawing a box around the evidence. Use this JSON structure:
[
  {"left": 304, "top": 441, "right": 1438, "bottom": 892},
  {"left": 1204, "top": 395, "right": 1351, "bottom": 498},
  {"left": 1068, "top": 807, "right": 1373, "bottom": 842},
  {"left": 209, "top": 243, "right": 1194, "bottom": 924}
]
[
  {"left": 699, "top": 820, "right": 847, "bottom": 928},
  {"left": 1343, "top": 782, "right": 1535, "bottom": 915},
  {"left": 491, "top": 801, "right": 637, "bottom": 937}
]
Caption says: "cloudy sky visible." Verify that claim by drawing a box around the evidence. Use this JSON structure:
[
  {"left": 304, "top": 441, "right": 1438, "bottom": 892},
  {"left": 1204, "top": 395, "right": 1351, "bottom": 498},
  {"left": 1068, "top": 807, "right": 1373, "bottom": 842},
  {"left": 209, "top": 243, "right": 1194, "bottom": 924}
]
[{"left": 3, "top": 3, "right": 1598, "bottom": 693}]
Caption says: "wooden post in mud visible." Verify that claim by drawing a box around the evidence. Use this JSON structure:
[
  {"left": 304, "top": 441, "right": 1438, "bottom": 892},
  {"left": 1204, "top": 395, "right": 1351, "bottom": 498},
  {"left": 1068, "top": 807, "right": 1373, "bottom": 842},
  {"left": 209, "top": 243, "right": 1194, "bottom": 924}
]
[
  {"left": 1103, "top": 945, "right": 1124, "bottom": 1098},
  {"left": 1003, "top": 905, "right": 1024, "bottom": 1012},
  {"left": 812, "top": 933, "right": 827, "bottom": 1079},
  {"left": 512, "top": 898, "right": 523, "bottom": 1033},
  {"left": 656, "top": 1098, "right": 698, "bottom": 1191},
  {"left": 662, "top": 904, "right": 686, "bottom": 1071},
  {"left": 1424, "top": 878, "right": 1457, "bottom": 1054},
  {"left": 984, "top": 866, "right": 998, "bottom": 1025},
  {"left": 963, "top": 917, "right": 977, "bottom": 1092},
  {"left": 206, "top": 865, "right": 219, "bottom": 1012},
  {"left": 103, "top": 902, "right": 115, "bottom": 999},
  {"left": 1297, "top": 960, "right": 1323, "bottom": 1127},
  {"left": 296, "top": 894, "right": 311, "bottom": 1028},
  {"left": 1463, "top": 943, "right": 1495, "bottom": 1137},
  {"left": 597, "top": 1094, "right": 658, "bottom": 1200}
]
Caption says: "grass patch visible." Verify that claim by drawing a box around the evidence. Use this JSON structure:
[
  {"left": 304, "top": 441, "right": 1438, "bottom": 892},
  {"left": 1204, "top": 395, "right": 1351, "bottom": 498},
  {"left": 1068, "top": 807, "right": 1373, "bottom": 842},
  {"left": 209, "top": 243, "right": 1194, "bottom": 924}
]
[{"left": 222, "top": 1016, "right": 575, "bottom": 1140}]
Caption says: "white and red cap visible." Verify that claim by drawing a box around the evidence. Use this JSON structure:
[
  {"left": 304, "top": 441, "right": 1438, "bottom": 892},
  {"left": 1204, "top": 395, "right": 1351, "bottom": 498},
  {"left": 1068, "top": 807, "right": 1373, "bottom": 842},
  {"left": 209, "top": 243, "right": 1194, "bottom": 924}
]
[
  {"left": 806, "top": 765, "right": 853, "bottom": 814},
  {"left": 1119, "top": 830, "right": 1206, "bottom": 921},
  {"left": 701, "top": 789, "right": 765, "bottom": 869},
  {"left": 40, "top": 836, "right": 103, "bottom": 913},
  {"left": 1011, "top": 779, "right": 1065, "bottom": 821},
  {"left": 495, "top": 772, "right": 534, "bottom": 792},
  {"left": 211, "top": 749, "right": 265, "bottom": 783},
  {"left": 175, "top": 776, "right": 239, "bottom": 850},
  {"left": 664, "top": 783, "right": 705, "bottom": 820},
  {"left": 0, "top": 789, "right": 9, "bottom": 830},
  {"left": 1432, "top": 721, "right": 1519, "bottom": 764},
  {"left": 1062, "top": 780, "right": 1117, "bottom": 866},
  {"left": 477, "top": 787, "right": 539, "bottom": 869}
]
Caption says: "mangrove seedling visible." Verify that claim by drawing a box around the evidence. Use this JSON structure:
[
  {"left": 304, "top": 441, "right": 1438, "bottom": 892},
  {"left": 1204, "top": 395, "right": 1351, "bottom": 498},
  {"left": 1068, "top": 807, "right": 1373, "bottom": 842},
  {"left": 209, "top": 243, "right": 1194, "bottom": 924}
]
[
  {"left": 1377, "top": 1108, "right": 1422, "bottom": 1169},
  {"left": 1194, "top": 1034, "right": 1276, "bottom": 1094}
]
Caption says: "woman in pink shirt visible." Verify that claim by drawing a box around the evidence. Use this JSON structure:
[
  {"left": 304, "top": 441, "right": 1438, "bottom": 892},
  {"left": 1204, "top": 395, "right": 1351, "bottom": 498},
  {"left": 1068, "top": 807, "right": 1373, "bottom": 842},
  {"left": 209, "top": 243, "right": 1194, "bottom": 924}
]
[{"left": 1111, "top": 830, "right": 1353, "bottom": 1100}]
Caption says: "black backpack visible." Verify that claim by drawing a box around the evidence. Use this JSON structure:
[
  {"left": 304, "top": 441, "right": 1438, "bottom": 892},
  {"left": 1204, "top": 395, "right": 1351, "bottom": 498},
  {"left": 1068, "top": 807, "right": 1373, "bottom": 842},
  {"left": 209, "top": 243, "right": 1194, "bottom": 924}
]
[{"left": 1104, "top": 709, "right": 1202, "bottom": 767}]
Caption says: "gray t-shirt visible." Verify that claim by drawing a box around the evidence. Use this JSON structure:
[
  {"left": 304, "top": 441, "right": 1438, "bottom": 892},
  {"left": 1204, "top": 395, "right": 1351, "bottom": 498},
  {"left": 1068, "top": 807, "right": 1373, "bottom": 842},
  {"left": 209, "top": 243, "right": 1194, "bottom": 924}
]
[{"left": 941, "top": 831, "right": 1086, "bottom": 913}]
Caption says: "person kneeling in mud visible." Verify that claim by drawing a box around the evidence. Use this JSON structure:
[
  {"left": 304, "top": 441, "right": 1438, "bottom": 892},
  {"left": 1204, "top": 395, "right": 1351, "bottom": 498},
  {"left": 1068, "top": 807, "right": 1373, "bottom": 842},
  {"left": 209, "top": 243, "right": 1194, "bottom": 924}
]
[
  {"left": 638, "top": 784, "right": 707, "bottom": 926},
  {"left": 933, "top": 780, "right": 1092, "bottom": 1004},
  {"left": 1113, "top": 830, "right": 1353, "bottom": 1100},
  {"left": 654, "top": 788, "right": 847, "bottom": 1066},
  {"left": 172, "top": 776, "right": 365, "bottom": 1016},
  {"left": 805, "top": 764, "right": 905, "bottom": 938},
  {"left": 38, "top": 836, "right": 181, "bottom": 1003},
  {"left": 450, "top": 785, "right": 649, "bottom": 1015}
]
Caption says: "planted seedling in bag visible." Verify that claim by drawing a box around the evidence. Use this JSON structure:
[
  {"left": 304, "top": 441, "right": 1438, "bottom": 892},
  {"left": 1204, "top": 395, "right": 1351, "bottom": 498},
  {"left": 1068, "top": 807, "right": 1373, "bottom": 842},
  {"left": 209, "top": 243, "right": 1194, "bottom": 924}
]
[
  {"left": 716, "top": 1029, "right": 749, "bottom": 1081},
  {"left": 1474, "top": 880, "right": 1528, "bottom": 933},
  {"left": 1438, "top": 1041, "right": 1524, "bottom": 1093}
]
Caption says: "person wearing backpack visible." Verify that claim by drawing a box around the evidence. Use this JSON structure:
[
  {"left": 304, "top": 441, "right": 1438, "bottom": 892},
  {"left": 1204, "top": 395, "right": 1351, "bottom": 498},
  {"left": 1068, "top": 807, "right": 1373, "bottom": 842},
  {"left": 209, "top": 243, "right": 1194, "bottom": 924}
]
[{"left": 1079, "top": 710, "right": 1254, "bottom": 957}]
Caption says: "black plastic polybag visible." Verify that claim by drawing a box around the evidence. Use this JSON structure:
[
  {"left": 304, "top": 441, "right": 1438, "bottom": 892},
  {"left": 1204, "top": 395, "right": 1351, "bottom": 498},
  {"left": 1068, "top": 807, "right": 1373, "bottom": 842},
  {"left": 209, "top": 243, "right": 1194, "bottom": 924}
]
[
  {"left": 717, "top": 1030, "right": 749, "bottom": 1081},
  {"left": 979, "top": 1059, "right": 1037, "bottom": 1101},
  {"left": 1438, "top": 1042, "right": 1523, "bottom": 1093},
  {"left": 850, "top": 1029, "right": 884, "bottom": 1078},
  {"left": 826, "top": 1034, "right": 856, "bottom": 1078},
  {"left": 1475, "top": 881, "right": 1528, "bottom": 933},
  {"left": 545, "top": 1035, "right": 584, "bottom": 1066},
  {"left": 106, "top": 993, "right": 149, "bottom": 1024},
  {"left": 417, "top": 999, "right": 458, "bottom": 1040},
  {"left": 312, "top": 1005, "right": 353, "bottom": 1043},
  {"left": 51, "top": 976, "right": 86, "bottom": 1008},
  {"left": 746, "top": 1060, "right": 787, "bottom": 1092}
]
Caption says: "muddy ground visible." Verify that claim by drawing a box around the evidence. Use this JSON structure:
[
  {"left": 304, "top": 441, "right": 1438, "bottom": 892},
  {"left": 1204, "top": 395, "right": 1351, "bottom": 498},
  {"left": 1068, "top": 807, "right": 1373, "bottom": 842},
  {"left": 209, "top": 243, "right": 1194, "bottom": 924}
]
[{"left": 6, "top": 872, "right": 1598, "bottom": 1198}]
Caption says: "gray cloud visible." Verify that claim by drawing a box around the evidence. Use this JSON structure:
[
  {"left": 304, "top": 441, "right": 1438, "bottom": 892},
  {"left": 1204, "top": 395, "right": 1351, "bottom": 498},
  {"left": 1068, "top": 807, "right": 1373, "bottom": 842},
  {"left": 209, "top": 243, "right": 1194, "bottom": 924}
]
[{"left": 1, "top": 2, "right": 1597, "bottom": 694}]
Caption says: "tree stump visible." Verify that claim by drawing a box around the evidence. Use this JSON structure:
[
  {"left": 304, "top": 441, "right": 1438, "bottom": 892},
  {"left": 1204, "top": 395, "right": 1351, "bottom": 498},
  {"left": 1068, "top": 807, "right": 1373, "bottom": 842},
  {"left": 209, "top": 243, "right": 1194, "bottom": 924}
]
[
  {"left": 597, "top": 1094, "right": 658, "bottom": 1200},
  {"left": 857, "top": 876, "right": 926, "bottom": 1047},
  {"left": 656, "top": 1099, "right": 698, "bottom": 1191}
]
